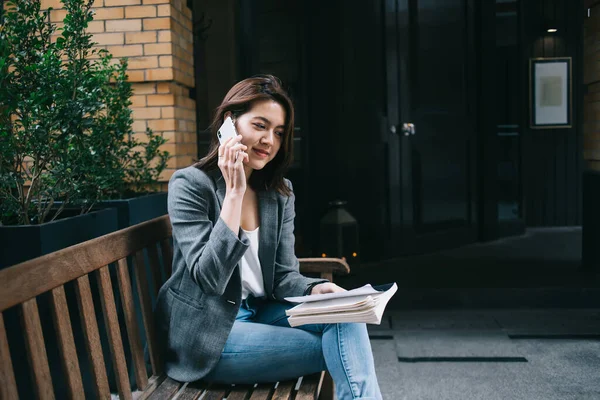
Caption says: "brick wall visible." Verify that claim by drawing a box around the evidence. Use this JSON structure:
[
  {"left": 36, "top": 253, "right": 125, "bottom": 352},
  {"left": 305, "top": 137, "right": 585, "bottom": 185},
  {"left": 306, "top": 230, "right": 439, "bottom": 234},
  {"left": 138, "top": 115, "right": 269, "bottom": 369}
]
[
  {"left": 584, "top": 2, "right": 600, "bottom": 172},
  {"left": 41, "top": 0, "right": 197, "bottom": 185}
]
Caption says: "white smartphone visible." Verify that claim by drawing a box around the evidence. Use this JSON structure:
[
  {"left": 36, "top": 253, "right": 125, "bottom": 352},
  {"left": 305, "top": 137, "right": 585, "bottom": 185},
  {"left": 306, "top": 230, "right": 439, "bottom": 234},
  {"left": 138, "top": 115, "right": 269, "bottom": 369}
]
[{"left": 217, "top": 116, "right": 238, "bottom": 145}]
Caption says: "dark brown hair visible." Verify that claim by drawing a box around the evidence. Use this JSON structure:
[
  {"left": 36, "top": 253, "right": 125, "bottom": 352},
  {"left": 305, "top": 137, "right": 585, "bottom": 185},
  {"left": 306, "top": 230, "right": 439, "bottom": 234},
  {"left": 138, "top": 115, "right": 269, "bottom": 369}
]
[{"left": 194, "top": 75, "right": 294, "bottom": 196}]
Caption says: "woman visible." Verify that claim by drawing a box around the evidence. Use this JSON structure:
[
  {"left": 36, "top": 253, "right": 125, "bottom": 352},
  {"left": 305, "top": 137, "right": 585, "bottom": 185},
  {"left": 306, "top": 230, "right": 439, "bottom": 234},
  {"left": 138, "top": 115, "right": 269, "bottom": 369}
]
[{"left": 155, "top": 75, "right": 382, "bottom": 399}]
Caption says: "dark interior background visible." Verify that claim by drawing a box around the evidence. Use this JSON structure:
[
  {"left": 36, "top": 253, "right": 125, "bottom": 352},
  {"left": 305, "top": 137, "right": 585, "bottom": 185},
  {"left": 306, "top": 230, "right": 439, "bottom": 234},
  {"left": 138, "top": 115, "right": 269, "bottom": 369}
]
[{"left": 190, "top": 0, "right": 584, "bottom": 263}]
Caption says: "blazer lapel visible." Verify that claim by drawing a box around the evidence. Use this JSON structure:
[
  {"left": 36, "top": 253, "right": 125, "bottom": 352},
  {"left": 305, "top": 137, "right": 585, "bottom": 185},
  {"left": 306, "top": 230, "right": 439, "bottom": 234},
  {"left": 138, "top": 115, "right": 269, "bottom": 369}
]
[
  {"left": 258, "top": 190, "right": 278, "bottom": 298},
  {"left": 212, "top": 172, "right": 243, "bottom": 297}
]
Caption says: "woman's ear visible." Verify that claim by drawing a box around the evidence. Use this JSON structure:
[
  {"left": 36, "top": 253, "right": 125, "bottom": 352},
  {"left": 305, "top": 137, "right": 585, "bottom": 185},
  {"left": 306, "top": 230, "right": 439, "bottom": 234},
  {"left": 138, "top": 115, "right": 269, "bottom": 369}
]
[{"left": 224, "top": 111, "right": 232, "bottom": 121}]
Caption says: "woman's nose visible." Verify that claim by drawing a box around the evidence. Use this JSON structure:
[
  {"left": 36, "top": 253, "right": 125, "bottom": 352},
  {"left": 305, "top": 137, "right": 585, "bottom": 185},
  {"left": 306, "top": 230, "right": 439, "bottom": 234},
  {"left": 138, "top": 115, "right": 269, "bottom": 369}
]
[{"left": 262, "top": 130, "right": 275, "bottom": 143}]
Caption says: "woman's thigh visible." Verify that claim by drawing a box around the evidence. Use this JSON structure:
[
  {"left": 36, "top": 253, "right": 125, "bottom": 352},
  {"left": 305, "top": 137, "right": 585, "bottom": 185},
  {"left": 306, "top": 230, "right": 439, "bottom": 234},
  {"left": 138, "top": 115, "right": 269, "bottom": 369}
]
[
  {"left": 204, "top": 319, "right": 327, "bottom": 384},
  {"left": 254, "top": 300, "right": 328, "bottom": 334}
]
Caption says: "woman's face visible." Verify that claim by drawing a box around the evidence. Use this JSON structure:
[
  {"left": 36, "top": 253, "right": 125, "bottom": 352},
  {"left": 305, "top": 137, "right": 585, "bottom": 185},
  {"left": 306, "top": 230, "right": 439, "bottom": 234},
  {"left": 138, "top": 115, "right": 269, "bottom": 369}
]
[{"left": 231, "top": 99, "right": 286, "bottom": 171}]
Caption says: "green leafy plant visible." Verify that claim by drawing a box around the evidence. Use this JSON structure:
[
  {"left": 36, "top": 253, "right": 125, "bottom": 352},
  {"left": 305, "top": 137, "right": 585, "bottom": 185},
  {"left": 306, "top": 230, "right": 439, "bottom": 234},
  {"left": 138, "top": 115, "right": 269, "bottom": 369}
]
[{"left": 0, "top": 0, "right": 170, "bottom": 226}]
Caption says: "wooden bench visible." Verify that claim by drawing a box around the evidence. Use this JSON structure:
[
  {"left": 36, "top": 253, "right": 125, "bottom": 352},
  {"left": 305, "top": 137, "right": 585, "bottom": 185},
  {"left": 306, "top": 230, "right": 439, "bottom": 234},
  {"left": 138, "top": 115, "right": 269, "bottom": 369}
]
[{"left": 0, "top": 215, "right": 350, "bottom": 400}]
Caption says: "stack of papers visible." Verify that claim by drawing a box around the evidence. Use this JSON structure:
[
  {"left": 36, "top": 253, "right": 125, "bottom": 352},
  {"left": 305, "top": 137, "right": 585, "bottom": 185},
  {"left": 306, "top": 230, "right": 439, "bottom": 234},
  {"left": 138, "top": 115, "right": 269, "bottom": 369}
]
[{"left": 284, "top": 283, "right": 398, "bottom": 327}]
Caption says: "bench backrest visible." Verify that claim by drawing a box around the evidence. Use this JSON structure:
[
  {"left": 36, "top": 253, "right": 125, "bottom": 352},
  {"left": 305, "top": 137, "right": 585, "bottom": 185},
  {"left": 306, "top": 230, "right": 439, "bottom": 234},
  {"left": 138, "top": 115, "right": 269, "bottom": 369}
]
[{"left": 0, "top": 215, "right": 173, "bottom": 400}]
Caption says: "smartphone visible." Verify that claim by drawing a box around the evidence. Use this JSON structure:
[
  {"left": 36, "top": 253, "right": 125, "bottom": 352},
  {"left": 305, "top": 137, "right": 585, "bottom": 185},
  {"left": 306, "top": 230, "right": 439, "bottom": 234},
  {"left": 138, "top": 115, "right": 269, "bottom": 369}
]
[{"left": 217, "top": 116, "right": 238, "bottom": 145}]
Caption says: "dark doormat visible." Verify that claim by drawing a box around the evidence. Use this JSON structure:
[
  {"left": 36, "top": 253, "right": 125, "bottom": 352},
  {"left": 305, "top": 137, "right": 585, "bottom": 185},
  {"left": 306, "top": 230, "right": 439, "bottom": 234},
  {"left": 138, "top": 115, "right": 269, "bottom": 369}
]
[
  {"left": 395, "top": 331, "right": 527, "bottom": 362},
  {"left": 492, "top": 309, "right": 600, "bottom": 337}
]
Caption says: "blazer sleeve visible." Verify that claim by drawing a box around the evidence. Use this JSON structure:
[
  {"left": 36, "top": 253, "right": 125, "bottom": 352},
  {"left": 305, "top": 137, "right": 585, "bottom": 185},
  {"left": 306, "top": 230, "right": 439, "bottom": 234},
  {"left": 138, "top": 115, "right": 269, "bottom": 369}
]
[
  {"left": 272, "top": 180, "right": 329, "bottom": 300},
  {"left": 168, "top": 168, "right": 250, "bottom": 296}
]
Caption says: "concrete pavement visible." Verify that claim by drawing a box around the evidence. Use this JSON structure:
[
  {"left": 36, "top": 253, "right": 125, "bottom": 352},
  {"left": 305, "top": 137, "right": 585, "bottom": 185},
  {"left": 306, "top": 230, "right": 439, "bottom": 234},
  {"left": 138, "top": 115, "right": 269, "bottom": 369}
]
[{"left": 369, "top": 309, "right": 600, "bottom": 400}]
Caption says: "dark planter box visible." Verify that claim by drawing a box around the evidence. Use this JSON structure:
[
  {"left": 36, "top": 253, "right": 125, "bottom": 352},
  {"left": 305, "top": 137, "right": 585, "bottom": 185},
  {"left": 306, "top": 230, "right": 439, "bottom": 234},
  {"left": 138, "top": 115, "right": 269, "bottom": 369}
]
[
  {"left": 0, "top": 207, "right": 119, "bottom": 269},
  {"left": 94, "top": 192, "right": 168, "bottom": 229},
  {"left": 583, "top": 170, "right": 600, "bottom": 273},
  {"left": 1, "top": 208, "right": 119, "bottom": 399}
]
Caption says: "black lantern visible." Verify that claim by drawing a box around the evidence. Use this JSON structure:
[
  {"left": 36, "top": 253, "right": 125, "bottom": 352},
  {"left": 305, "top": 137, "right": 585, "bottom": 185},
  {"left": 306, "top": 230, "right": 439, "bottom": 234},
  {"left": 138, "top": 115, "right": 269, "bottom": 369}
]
[{"left": 319, "top": 200, "right": 360, "bottom": 264}]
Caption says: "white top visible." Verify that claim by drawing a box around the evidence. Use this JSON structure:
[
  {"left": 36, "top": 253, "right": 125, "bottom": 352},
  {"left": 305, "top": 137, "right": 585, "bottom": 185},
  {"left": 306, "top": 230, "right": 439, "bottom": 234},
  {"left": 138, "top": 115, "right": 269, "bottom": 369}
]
[{"left": 240, "top": 227, "right": 266, "bottom": 299}]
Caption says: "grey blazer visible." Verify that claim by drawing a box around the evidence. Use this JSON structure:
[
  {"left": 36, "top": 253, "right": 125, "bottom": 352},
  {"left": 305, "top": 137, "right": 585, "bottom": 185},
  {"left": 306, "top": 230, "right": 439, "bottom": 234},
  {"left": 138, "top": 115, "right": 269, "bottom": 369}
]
[{"left": 154, "top": 166, "right": 327, "bottom": 383}]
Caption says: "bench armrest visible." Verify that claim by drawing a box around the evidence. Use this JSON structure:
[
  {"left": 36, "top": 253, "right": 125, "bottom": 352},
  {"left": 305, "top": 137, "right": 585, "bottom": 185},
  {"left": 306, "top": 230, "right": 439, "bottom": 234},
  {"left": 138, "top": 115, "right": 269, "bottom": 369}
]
[{"left": 299, "top": 257, "right": 350, "bottom": 282}]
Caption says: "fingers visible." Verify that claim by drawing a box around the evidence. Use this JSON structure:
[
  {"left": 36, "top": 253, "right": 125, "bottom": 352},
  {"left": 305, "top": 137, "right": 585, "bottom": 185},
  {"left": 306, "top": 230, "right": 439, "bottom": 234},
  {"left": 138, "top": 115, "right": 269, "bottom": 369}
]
[
  {"left": 220, "top": 135, "right": 243, "bottom": 154},
  {"left": 218, "top": 135, "right": 246, "bottom": 168},
  {"left": 324, "top": 283, "right": 345, "bottom": 293},
  {"left": 234, "top": 148, "right": 249, "bottom": 167},
  {"left": 332, "top": 284, "right": 347, "bottom": 293},
  {"left": 227, "top": 144, "right": 247, "bottom": 172},
  {"left": 217, "top": 135, "right": 248, "bottom": 191},
  {"left": 313, "top": 282, "right": 346, "bottom": 295}
]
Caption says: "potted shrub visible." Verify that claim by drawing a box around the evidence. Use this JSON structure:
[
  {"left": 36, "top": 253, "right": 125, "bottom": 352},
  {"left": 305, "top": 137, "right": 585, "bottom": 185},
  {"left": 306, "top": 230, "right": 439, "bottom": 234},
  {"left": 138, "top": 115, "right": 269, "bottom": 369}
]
[{"left": 0, "top": 0, "right": 169, "bottom": 268}]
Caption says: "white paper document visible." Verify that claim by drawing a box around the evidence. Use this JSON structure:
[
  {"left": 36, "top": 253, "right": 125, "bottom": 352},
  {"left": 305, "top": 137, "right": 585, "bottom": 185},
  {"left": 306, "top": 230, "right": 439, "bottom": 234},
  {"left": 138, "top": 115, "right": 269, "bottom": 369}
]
[
  {"left": 284, "top": 283, "right": 396, "bottom": 303},
  {"left": 284, "top": 283, "right": 398, "bottom": 327}
]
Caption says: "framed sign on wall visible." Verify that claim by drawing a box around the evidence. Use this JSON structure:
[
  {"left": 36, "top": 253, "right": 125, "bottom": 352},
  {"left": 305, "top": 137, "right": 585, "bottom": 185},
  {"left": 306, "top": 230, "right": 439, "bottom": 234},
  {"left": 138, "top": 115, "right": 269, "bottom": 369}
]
[{"left": 529, "top": 57, "right": 572, "bottom": 129}]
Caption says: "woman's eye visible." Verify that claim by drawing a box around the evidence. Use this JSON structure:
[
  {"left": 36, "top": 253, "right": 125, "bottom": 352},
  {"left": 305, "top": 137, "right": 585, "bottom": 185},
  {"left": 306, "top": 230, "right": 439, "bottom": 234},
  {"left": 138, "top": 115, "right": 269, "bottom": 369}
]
[
  {"left": 275, "top": 131, "right": 283, "bottom": 137},
  {"left": 254, "top": 123, "right": 265, "bottom": 129}
]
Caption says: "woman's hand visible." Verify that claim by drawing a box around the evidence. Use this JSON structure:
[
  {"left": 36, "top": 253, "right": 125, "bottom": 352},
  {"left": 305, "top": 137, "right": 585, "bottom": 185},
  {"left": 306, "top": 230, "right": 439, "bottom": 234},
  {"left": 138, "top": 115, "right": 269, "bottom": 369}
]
[
  {"left": 218, "top": 135, "right": 249, "bottom": 197},
  {"left": 310, "top": 282, "right": 346, "bottom": 295}
]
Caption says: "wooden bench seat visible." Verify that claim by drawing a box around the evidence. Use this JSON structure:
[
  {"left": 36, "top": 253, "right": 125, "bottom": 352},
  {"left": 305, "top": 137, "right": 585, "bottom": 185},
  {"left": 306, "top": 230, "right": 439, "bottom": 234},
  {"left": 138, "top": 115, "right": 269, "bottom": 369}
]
[
  {"left": 137, "top": 373, "right": 327, "bottom": 400},
  {"left": 0, "top": 215, "right": 349, "bottom": 400}
]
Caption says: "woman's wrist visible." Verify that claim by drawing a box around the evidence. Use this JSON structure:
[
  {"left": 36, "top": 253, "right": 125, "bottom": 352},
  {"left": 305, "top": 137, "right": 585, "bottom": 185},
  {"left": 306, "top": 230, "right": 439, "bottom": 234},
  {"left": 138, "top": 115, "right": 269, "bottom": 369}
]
[
  {"left": 221, "top": 192, "right": 244, "bottom": 234},
  {"left": 224, "top": 190, "right": 244, "bottom": 202}
]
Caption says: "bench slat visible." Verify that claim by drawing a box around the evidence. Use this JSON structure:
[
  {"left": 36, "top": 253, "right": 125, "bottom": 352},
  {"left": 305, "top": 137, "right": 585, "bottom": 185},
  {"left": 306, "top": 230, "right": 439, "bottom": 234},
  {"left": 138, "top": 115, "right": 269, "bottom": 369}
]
[
  {"left": 248, "top": 383, "right": 275, "bottom": 400},
  {"left": 133, "top": 250, "right": 163, "bottom": 375},
  {"left": 0, "top": 313, "right": 19, "bottom": 400},
  {"left": 133, "top": 374, "right": 167, "bottom": 400},
  {"left": 0, "top": 216, "right": 172, "bottom": 312},
  {"left": 226, "top": 384, "right": 253, "bottom": 399},
  {"left": 147, "top": 245, "right": 163, "bottom": 298},
  {"left": 21, "top": 298, "right": 55, "bottom": 400},
  {"left": 272, "top": 380, "right": 296, "bottom": 400},
  {"left": 116, "top": 257, "right": 149, "bottom": 391},
  {"left": 75, "top": 275, "right": 110, "bottom": 399},
  {"left": 160, "top": 238, "right": 173, "bottom": 278},
  {"left": 202, "top": 384, "right": 229, "bottom": 400},
  {"left": 146, "top": 377, "right": 183, "bottom": 400},
  {"left": 295, "top": 373, "right": 324, "bottom": 400},
  {"left": 96, "top": 266, "right": 133, "bottom": 400},
  {"left": 50, "top": 286, "right": 85, "bottom": 399},
  {"left": 176, "top": 381, "right": 207, "bottom": 400}
]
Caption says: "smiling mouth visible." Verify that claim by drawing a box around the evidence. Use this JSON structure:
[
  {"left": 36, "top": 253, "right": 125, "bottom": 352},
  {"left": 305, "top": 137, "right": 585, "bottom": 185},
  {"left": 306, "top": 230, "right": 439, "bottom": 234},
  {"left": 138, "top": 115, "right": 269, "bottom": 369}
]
[{"left": 253, "top": 149, "right": 269, "bottom": 157}]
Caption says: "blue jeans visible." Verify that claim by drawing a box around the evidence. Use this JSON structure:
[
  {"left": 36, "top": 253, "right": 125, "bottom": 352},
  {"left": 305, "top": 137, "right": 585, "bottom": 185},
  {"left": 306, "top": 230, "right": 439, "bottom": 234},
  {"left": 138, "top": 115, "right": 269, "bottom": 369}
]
[{"left": 204, "top": 296, "right": 383, "bottom": 400}]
